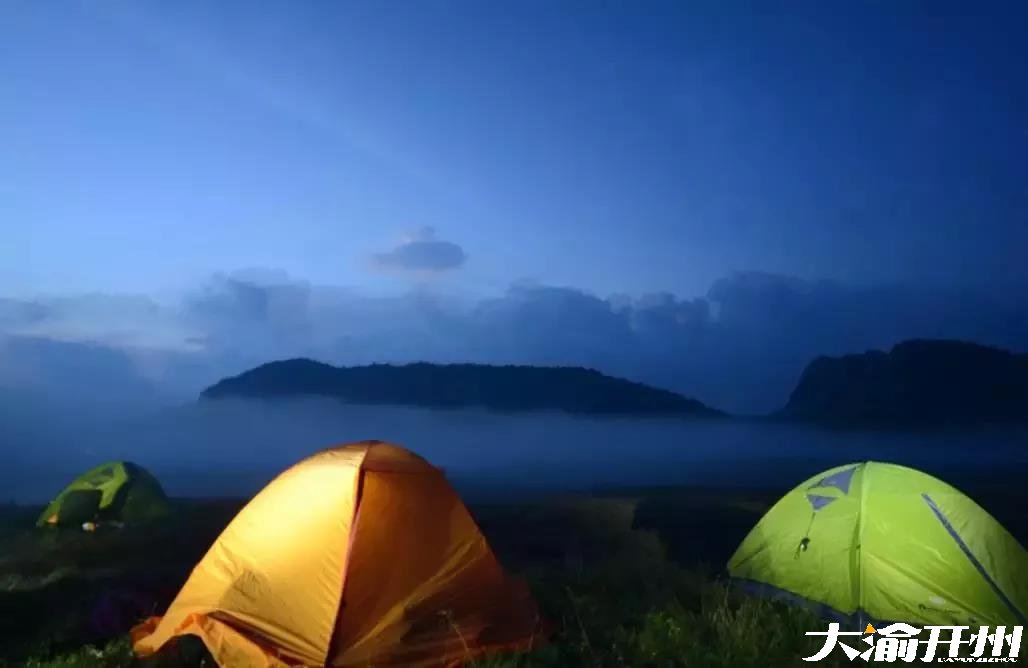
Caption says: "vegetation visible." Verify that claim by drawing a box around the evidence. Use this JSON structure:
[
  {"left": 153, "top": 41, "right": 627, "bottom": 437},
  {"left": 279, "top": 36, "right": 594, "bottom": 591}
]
[
  {"left": 201, "top": 360, "right": 721, "bottom": 417},
  {"left": 471, "top": 496, "right": 851, "bottom": 667},
  {"left": 203, "top": 338, "right": 1028, "bottom": 426},
  {"left": 3, "top": 488, "right": 1024, "bottom": 667},
  {"left": 782, "top": 339, "right": 1028, "bottom": 426},
  {"left": 0, "top": 501, "right": 237, "bottom": 668}
]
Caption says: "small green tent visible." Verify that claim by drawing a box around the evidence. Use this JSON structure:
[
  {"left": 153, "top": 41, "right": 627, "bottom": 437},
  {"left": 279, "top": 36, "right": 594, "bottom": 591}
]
[
  {"left": 37, "top": 461, "right": 171, "bottom": 528},
  {"left": 728, "top": 462, "right": 1026, "bottom": 627}
]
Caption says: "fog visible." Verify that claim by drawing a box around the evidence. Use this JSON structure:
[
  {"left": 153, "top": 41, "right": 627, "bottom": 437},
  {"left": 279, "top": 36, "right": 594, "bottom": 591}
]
[{"left": 7, "top": 397, "right": 1027, "bottom": 506}]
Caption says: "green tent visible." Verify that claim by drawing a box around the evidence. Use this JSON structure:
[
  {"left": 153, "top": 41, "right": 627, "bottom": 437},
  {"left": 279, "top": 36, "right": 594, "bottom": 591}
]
[
  {"left": 728, "top": 462, "right": 1026, "bottom": 627},
  {"left": 37, "top": 461, "right": 171, "bottom": 528}
]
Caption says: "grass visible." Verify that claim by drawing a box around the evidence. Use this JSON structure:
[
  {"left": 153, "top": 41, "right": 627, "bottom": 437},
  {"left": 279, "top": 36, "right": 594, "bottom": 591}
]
[
  {"left": 470, "top": 495, "right": 852, "bottom": 667},
  {"left": 0, "top": 501, "right": 238, "bottom": 668},
  {"left": 2, "top": 487, "right": 1024, "bottom": 667}
]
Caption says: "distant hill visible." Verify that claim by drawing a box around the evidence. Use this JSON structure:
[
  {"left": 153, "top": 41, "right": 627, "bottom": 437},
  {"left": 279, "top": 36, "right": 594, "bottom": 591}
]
[
  {"left": 780, "top": 339, "right": 1028, "bottom": 426},
  {"left": 201, "top": 359, "right": 722, "bottom": 417}
]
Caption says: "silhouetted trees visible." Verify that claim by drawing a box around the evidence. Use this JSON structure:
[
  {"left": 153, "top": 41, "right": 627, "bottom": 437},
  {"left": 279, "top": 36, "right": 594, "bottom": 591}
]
[{"left": 202, "top": 360, "right": 721, "bottom": 417}]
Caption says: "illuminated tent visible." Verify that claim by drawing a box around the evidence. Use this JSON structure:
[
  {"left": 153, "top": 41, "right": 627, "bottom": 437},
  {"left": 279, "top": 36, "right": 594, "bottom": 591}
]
[
  {"left": 728, "top": 462, "right": 1027, "bottom": 627},
  {"left": 132, "top": 441, "right": 544, "bottom": 667},
  {"left": 37, "top": 461, "right": 170, "bottom": 528}
]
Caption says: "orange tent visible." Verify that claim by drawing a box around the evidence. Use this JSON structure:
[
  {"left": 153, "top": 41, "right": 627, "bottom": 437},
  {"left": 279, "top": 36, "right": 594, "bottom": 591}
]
[{"left": 132, "top": 441, "right": 544, "bottom": 667}]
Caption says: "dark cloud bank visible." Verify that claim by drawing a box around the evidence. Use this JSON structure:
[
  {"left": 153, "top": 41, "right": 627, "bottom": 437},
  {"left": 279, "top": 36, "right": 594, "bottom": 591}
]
[{"left": 3, "top": 270, "right": 1028, "bottom": 415}]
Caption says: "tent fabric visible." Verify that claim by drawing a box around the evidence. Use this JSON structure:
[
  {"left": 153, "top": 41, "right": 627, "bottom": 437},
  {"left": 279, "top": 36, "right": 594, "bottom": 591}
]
[
  {"left": 132, "top": 441, "right": 544, "bottom": 667},
  {"left": 728, "top": 462, "right": 1028, "bottom": 627},
  {"left": 36, "top": 461, "right": 170, "bottom": 527},
  {"left": 53, "top": 489, "right": 103, "bottom": 526}
]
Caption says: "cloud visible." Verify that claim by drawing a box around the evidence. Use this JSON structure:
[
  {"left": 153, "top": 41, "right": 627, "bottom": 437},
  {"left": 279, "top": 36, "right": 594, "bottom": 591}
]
[
  {"left": 184, "top": 271, "right": 313, "bottom": 351},
  {"left": 0, "top": 293, "right": 197, "bottom": 352},
  {"left": 373, "top": 227, "right": 468, "bottom": 273},
  {"left": 2, "top": 269, "right": 1028, "bottom": 414},
  {"left": 0, "top": 335, "right": 153, "bottom": 396},
  {"left": 469, "top": 285, "right": 637, "bottom": 369}
]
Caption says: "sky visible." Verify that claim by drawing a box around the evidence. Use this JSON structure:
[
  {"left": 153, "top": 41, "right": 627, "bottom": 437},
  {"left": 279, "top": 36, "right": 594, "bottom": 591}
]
[{"left": 2, "top": 1, "right": 1028, "bottom": 413}]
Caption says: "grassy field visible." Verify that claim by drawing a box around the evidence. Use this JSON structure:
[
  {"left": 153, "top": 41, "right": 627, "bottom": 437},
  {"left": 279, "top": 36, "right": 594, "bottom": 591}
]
[{"left": 1, "top": 481, "right": 1025, "bottom": 667}]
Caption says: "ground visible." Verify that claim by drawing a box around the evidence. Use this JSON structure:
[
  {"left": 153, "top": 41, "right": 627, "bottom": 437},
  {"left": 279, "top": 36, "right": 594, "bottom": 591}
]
[{"left": 1, "top": 482, "right": 1025, "bottom": 667}]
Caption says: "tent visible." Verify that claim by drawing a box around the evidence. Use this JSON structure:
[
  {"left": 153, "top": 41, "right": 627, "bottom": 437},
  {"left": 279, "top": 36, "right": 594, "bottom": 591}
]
[
  {"left": 132, "top": 441, "right": 544, "bottom": 667},
  {"left": 37, "top": 461, "right": 171, "bottom": 528},
  {"left": 728, "top": 461, "right": 1027, "bottom": 627}
]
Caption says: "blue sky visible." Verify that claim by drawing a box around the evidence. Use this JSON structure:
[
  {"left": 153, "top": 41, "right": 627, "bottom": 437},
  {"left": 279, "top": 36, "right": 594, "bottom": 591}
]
[
  {"left": 3, "top": 2, "right": 1028, "bottom": 412},
  {"left": 4, "top": 0, "right": 1026, "bottom": 300}
]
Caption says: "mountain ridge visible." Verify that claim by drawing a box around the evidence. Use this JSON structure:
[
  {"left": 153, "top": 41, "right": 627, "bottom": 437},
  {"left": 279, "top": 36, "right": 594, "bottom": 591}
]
[
  {"left": 202, "top": 339, "right": 1028, "bottom": 426},
  {"left": 780, "top": 339, "right": 1028, "bottom": 426},
  {"left": 201, "top": 359, "right": 723, "bottom": 417}
]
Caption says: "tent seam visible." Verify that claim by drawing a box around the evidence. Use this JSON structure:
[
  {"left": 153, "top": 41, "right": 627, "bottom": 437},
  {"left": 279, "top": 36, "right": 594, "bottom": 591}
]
[
  {"left": 856, "top": 461, "right": 868, "bottom": 627},
  {"left": 324, "top": 449, "right": 370, "bottom": 665},
  {"left": 922, "top": 493, "right": 1026, "bottom": 625}
]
